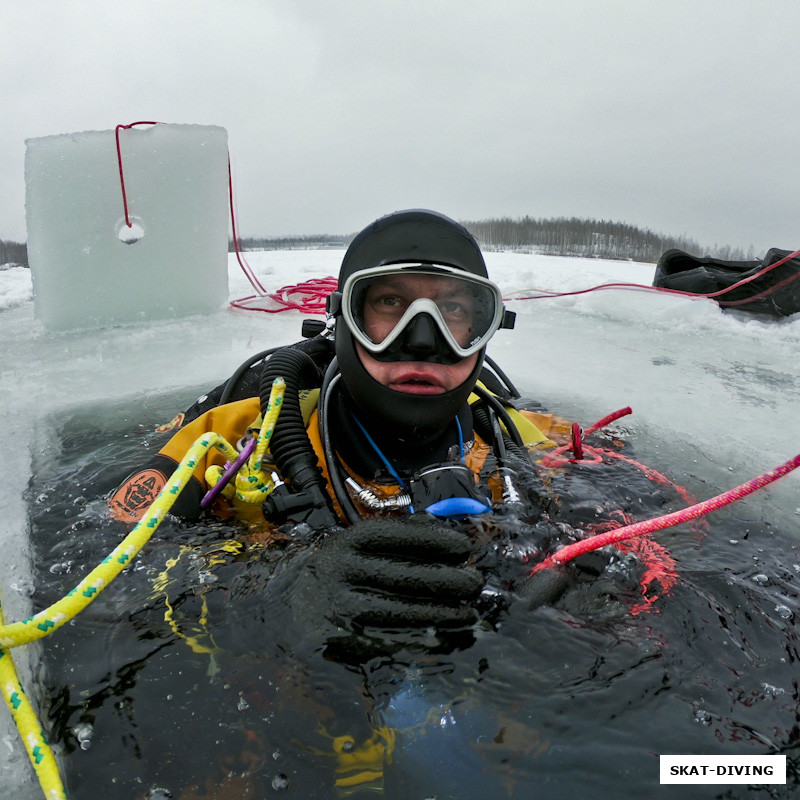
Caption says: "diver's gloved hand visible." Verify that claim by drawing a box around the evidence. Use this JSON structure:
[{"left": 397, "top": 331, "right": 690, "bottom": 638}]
[
  {"left": 515, "top": 565, "right": 571, "bottom": 610},
  {"left": 288, "top": 517, "right": 484, "bottom": 657}
]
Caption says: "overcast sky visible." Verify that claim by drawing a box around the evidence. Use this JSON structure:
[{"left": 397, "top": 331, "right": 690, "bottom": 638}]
[{"left": 3, "top": 1, "right": 798, "bottom": 254}]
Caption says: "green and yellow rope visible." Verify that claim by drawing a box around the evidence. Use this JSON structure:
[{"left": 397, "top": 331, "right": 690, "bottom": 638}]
[
  {"left": 0, "top": 377, "right": 286, "bottom": 800},
  {"left": 0, "top": 601, "right": 68, "bottom": 800}
]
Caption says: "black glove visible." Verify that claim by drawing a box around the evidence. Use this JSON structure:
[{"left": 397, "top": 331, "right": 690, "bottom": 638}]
[
  {"left": 287, "top": 516, "right": 484, "bottom": 659},
  {"left": 515, "top": 565, "right": 571, "bottom": 610}
]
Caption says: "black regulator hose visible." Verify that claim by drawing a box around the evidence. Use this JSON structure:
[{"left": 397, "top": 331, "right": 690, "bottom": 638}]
[
  {"left": 318, "top": 361, "right": 363, "bottom": 526},
  {"left": 219, "top": 345, "right": 282, "bottom": 406},
  {"left": 472, "top": 397, "right": 550, "bottom": 514},
  {"left": 484, "top": 354, "right": 521, "bottom": 399},
  {"left": 220, "top": 335, "right": 335, "bottom": 407},
  {"left": 471, "top": 384, "right": 526, "bottom": 449},
  {"left": 259, "top": 348, "right": 337, "bottom": 527}
]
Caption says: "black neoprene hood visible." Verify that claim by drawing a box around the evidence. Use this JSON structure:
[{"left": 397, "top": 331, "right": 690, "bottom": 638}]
[
  {"left": 336, "top": 209, "right": 489, "bottom": 289},
  {"left": 333, "top": 209, "right": 491, "bottom": 442}
]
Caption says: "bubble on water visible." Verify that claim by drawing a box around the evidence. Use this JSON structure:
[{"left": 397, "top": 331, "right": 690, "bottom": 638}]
[
  {"left": 774, "top": 605, "right": 793, "bottom": 620},
  {"left": 761, "top": 682, "right": 786, "bottom": 697},
  {"left": 693, "top": 709, "right": 712, "bottom": 726},
  {"left": 72, "top": 722, "right": 93, "bottom": 750},
  {"left": 146, "top": 788, "right": 173, "bottom": 800},
  {"left": 751, "top": 573, "right": 769, "bottom": 585},
  {"left": 291, "top": 522, "right": 313, "bottom": 537},
  {"left": 49, "top": 561, "right": 74, "bottom": 575},
  {"left": 237, "top": 694, "right": 250, "bottom": 712},
  {"left": 271, "top": 773, "right": 290, "bottom": 791},
  {"left": 605, "top": 553, "right": 639, "bottom": 582}
]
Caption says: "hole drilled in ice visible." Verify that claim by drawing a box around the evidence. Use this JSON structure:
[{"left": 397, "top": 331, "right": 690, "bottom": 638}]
[{"left": 117, "top": 216, "right": 145, "bottom": 244}]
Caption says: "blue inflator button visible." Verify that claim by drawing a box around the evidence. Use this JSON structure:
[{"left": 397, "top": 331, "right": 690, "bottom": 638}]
[{"left": 425, "top": 497, "right": 492, "bottom": 518}]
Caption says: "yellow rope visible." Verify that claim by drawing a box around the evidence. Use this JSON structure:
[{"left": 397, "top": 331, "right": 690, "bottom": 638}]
[
  {"left": 0, "top": 431, "right": 232, "bottom": 649},
  {"left": 0, "top": 603, "right": 68, "bottom": 800},
  {"left": 0, "top": 377, "right": 286, "bottom": 800},
  {"left": 204, "top": 384, "right": 285, "bottom": 505},
  {"left": 0, "top": 378, "right": 285, "bottom": 650}
]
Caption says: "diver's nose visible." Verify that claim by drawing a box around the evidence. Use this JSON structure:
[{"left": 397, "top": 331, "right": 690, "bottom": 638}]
[{"left": 401, "top": 313, "right": 439, "bottom": 356}]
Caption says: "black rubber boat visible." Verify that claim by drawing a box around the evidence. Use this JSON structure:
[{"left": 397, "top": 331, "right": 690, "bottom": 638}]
[{"left": 653, "top": 247, "right": 800, "bottom": 317}]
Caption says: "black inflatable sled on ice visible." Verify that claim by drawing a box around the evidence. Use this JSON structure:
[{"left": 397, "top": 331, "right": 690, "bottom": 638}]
[{"left": 653, "top": 247, "right": 800, "bottom": 318}]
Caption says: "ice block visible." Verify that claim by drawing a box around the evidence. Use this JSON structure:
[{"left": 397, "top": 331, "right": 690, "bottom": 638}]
[{"left": 25, "top": 123, "right": 230, "bottom": 330}]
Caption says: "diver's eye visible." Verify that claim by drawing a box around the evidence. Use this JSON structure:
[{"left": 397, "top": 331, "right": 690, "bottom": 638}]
[
  {"left": 377, "top": 294, "right": 404, "bottom": 309},
  {"left": 439, "top": 300, "right": 468, "bottom": 317}
]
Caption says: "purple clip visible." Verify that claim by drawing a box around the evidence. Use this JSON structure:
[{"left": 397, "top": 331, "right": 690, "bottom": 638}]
[{"left": 200, "top": 436, "right": 258, "bottom": 509}]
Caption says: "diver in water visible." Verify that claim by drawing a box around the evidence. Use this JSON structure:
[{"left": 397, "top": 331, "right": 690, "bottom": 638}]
[
  {"left": 103, "top": 211, "right": 683, "bottom": 798},
  {"left": 110, "top": 208, "right": 570, "bottom": 532},
  {"left": 109, "top": 208, "right": 576, "bottom": 645}
]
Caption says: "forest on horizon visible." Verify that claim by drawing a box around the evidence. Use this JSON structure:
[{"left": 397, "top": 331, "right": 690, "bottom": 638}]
[
  {"left": 2, "top": 216, "right": 756, "bottom": 268},
  {"left": 231, "top": 216, "right": 755, "bottom": 263}
]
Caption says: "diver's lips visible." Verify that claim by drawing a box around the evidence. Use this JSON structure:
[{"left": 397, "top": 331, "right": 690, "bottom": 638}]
[{"left": 388, "top": 371, "right": 447, "bottom": 395}]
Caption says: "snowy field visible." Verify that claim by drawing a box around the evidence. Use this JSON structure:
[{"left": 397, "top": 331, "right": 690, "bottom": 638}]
[{"left": 2, "top": 249, "right": 800, "bottom": 796}]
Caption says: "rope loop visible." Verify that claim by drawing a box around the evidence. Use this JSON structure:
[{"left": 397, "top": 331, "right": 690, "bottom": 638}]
[
  {"left": 200, "top": 377, "right": 286, "bottom": 507},
  {"left": 540, "top": 407, "right": 631, "bottom": 469}
]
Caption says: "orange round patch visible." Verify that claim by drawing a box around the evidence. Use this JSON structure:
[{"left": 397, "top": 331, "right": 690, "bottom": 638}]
[{"left": 109, "top": 468, "right": 167, "bottom": 523}]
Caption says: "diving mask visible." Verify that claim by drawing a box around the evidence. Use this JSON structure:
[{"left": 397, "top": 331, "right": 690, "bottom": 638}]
[{"left": 334, "top": 264, "right": 514, "bottom": 361}]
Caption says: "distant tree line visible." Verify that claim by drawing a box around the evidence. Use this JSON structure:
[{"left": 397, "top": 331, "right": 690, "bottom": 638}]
[
  {"left": 231, "top": 218, "right": 755, "bottom": 263},
  {"left": 0, "top": 239, "right": 27, "bottom": 267},
  {"left": 230, "top": 235, "right": 350, "bottom": 252},
  {"left": 1, "top": 222, "right": 755, "bottom": 267},
  {"left": 459, "top": 216, "right": 755, "bottom": 262}
]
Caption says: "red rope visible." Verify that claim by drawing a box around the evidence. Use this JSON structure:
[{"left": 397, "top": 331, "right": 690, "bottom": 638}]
[
  {"left": 570, "top": 422, "right": 583, "bottom": 460},
  {"left": 225, "top": 152, "right": 336, "bottom": 314},
  {"left": 583, "top": 406, "right": 632, "bottom": 437},
  {"left": 246, "top": 249, "right": 800, "bottom": 317},
  {"left": 716, "top": 266, "right": 800, "bottom": 307},
  {"left": 539, "top": 406, "right": 703, "bottom": 524},
  {"left": 227, "top": 157, "right": 268, "bottom": 296},
  {"left": 115, "top": 121, "right": 159, "bottom": 228},
  {"left": 540, "top": 407, "right": 632, "bottom": 468},
  {"left": 114, "top": 119, "right": 316, "bottom": 310},
  {"left": 232, "top": 249, "right": 800, "bottom": 318},
  {"left": 115, "top": 120, "right": 799, "bottom": 317},
  {"left": 532, "top": 451, "right": 800, "bottom": 572},
  {"left": 711, "top": 248, "right": 800, "bottom": 303},
  {"left": 229, "top": 277, "right": 338, "bottom": 315}
]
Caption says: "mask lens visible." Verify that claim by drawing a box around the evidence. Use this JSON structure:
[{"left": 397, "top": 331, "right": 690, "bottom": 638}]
[{"left": 345, "top": 267, "right": 500, "bottom": 355}]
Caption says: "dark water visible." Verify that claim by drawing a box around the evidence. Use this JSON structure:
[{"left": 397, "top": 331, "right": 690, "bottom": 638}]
[{"left": 25, "top": 393, "right": 800, "bottom": 800}]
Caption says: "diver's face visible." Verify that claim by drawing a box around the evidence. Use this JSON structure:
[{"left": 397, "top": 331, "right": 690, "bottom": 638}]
[
  {"left": 356, "top": 344, "right": 478, "bottom": 395},
  {"left": 353, "top": 272, "right": 480, "bottom": 394}
]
